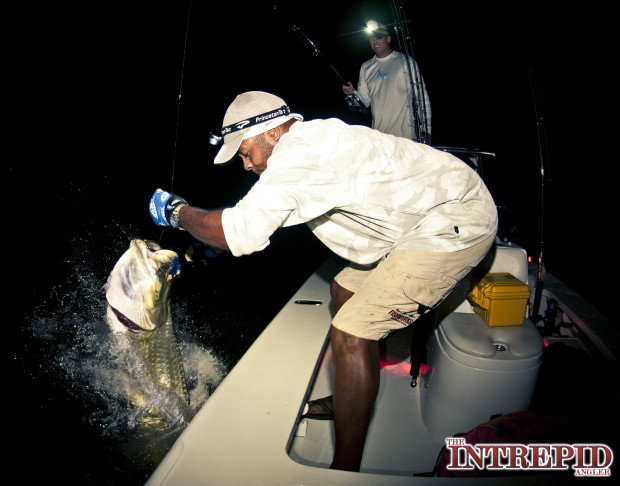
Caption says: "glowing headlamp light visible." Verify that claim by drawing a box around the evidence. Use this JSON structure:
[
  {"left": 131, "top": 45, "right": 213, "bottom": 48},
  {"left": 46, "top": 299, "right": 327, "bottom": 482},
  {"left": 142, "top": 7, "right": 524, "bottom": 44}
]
[{"left": 365, "top": 20, "right": 379, "bottom": 36}]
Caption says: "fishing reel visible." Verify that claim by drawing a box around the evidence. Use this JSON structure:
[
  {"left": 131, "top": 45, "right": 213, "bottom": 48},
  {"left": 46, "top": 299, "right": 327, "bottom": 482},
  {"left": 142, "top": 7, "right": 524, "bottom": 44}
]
[{"left": 345, "top": 94, "right": 368, "bottom": 115}]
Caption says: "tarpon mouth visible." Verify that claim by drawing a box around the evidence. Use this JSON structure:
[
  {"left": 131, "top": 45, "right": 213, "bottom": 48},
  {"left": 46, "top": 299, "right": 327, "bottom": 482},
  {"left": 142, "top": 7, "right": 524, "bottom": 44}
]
[
  {"left": 142, "top": 241, "right": 181, "bottom": 280},
  {"left": 109, "top": 305, "right": 146, "bottom": 334}
]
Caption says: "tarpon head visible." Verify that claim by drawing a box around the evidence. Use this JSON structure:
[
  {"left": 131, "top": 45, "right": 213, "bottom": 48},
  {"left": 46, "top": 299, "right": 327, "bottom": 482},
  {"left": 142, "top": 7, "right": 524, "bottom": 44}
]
[{"left": 105, "top": 239, "right": 180, "bottom": 333}]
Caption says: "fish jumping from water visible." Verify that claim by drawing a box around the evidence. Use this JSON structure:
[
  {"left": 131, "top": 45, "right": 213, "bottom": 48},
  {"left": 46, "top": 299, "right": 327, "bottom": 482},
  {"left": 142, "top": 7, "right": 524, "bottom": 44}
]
[{"left": 104, "top": 238, "right": 190, "bottom": 425}]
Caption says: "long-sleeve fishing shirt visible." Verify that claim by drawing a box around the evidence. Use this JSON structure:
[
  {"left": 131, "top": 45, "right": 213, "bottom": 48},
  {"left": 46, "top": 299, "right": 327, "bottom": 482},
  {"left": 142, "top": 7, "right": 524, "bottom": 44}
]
[
  {"left": 355, "top": 51, "right": 431, "bottom": 141},
  {"left": 221, "top": 118, "right": 497, "bottom": 265}
]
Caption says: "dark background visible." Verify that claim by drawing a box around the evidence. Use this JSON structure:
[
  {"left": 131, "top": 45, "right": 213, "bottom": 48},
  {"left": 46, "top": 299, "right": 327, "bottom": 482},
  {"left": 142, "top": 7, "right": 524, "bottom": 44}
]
[
  {"left": 7, "top": 1, "right": 614, "bottom": 484},
  {"left": 11, "top": 0, "right": 612, "bottom": 318}
]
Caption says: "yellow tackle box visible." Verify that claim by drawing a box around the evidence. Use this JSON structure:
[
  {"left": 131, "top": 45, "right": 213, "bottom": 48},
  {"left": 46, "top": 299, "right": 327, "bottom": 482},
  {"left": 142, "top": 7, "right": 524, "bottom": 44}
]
[{"left": 467, "top": 273, "right": 531, "bottom": 327}]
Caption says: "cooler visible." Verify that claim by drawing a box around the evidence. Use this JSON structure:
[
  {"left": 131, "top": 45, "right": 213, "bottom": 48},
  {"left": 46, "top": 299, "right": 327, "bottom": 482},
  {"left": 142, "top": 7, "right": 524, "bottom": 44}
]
[
  {"left": 420, "top": 312, "right": 543, "bottom": 439},
  {"left": 468, "top": 273, "right": 531, "bottom": 326}
]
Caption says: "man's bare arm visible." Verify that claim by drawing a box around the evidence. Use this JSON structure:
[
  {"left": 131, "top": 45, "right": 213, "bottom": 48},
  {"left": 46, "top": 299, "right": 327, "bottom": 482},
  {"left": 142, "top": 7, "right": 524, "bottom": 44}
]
[{"left": 179, "top": 206, "right": 230, "bottom": 252}]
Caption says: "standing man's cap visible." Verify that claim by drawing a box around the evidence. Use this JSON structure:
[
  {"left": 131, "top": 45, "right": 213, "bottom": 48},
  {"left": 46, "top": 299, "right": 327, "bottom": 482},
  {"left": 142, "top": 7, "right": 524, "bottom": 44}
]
[
  {"left": 214, "top": 91, "right": 303, "bottom": 164},
  {"left": 365, "top": 21, "right": 390, "bottom": 38}
]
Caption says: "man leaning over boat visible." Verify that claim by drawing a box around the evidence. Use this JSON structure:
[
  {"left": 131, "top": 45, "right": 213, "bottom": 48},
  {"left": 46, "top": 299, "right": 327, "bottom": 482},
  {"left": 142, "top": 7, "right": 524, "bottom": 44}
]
[{"left": 148, "top": 90, "right": 498, "bottom": 472}]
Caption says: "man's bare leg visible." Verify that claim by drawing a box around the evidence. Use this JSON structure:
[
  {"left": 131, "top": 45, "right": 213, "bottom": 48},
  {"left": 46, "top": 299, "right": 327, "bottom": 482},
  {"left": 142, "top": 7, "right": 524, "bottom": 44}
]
[{"left": 328, "top": 280, "right": 380, "bottom": 472}]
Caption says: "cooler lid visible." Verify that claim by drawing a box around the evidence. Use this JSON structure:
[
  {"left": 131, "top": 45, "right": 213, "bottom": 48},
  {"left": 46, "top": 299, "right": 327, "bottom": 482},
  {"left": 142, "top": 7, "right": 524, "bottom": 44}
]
[
  {"left": 469, "top": 273, "right": 530, "bottom": 303},
  {"left": 437, "top": 313, "right": 543, "bottom": 368}
]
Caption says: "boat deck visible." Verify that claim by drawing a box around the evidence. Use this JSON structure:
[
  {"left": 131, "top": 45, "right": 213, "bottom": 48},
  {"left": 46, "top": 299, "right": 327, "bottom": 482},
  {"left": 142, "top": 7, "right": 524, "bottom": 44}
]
[
  {"left": 147, "top": 253, "right": 614, "bottom": 485},
  {"left": 290, "top": 323, "right": 446, "bottom": 476}
]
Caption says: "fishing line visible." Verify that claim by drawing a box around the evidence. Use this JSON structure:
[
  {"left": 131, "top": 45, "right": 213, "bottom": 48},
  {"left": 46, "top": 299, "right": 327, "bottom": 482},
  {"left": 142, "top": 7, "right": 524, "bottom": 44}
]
[{"left": 159, "top": 0, "right": 193, "bottom": 244}]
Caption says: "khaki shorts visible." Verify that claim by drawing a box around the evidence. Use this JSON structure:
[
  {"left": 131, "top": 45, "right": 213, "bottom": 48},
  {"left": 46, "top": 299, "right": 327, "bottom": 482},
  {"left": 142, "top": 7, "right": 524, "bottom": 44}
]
[{"left": 332, "top": 234, "right": 496, "bottom": 340}]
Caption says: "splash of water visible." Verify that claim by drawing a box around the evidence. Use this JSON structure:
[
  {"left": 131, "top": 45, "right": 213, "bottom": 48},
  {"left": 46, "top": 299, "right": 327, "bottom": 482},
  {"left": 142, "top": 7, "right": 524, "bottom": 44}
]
[{"left": 28, "top": 245, "right": 226, "bottom": 476}]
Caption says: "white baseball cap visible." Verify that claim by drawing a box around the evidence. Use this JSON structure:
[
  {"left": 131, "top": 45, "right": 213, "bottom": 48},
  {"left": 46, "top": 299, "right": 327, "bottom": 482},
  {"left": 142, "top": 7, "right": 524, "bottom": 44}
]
[{"left": 214, "top": 91, "right": 303, "bottom": 164}]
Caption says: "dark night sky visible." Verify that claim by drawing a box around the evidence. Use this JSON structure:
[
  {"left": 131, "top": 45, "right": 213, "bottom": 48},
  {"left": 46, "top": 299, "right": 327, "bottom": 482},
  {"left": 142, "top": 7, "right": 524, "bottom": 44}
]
[{"left": 10, "top": 0, "right": 613, "bottom": 320}]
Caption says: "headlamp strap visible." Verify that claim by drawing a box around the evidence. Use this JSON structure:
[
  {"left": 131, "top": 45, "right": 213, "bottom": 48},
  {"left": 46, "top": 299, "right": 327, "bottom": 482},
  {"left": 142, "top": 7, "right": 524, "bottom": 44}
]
[{"left": 221, "top": 105, "right": 291, "bottom": 137}]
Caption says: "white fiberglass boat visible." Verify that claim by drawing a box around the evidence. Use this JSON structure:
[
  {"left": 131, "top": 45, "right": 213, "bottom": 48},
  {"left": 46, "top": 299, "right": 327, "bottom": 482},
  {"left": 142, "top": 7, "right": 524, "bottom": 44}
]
[{"left": 145, "top": 239, "right": 618, "bottom": 485}]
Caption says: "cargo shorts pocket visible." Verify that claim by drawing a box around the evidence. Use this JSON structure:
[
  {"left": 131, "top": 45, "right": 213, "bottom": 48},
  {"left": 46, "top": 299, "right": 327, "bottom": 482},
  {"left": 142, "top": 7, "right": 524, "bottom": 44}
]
[{"left": 401, "top": 273, "right": 459, "bottom": 310}]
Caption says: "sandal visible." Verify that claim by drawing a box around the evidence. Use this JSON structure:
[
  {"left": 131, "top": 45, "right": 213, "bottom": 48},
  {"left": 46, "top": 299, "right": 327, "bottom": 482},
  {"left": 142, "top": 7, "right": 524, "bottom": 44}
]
[{"left": 300, "top": 396, "right": 334, "bottom": 420}]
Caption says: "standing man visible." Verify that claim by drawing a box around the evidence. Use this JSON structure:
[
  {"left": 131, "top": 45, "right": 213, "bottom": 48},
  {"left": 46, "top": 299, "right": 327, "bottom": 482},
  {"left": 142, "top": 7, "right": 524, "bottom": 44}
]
[
  {"left": 149, "top": 91, "right": 497, "bottom": 472},
  {"left": 342, "top": 22, "right": 431, "bottom": 143}
]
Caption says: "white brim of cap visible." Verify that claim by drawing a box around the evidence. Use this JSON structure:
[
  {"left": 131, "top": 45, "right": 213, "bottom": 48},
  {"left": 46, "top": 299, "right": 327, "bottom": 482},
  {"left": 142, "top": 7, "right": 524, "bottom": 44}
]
[{"left": 214, "top": 130, "right": 246, "bottom": 165}]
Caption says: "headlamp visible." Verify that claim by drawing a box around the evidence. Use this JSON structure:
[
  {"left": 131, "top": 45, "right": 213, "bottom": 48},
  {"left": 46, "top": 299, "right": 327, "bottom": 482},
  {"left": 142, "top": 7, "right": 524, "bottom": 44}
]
[
  {"left": 208, "top": 132, "right": 223, "bottom": 146},
  {"left": 365, "top": 20, "right": 379, "bottom": 36}
]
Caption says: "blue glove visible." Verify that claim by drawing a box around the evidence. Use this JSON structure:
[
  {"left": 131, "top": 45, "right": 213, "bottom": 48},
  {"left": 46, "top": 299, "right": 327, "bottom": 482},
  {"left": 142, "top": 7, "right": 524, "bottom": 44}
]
[{"left": 149, "top": 189, "right": 188, "bottom": 229}]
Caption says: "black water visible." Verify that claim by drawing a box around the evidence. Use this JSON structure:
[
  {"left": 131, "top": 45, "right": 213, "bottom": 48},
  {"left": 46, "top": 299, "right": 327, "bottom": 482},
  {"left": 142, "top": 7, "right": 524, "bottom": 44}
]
[{"left": 8, "top": 1, "right": 614, "bottom": 484}]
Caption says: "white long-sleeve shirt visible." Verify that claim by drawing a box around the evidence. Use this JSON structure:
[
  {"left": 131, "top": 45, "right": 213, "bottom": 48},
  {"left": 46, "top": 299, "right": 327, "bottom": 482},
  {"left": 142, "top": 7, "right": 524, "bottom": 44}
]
[
  {"left": 356, "top": 51, "right": 431, "bottom": 141},
  {"left": 222, "top": 119, "right": 497, "bottom": 265}
]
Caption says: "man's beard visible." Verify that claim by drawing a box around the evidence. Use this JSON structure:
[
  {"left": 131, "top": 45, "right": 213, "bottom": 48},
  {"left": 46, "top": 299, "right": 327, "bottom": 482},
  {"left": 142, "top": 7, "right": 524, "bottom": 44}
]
[{"left": 254, "top": 133, "right": 275, "bottom": 174}]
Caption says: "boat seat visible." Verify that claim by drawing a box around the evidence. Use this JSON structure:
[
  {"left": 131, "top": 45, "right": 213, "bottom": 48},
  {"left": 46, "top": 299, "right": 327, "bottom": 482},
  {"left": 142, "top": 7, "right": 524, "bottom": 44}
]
[
  {"left": 420, "top": 312, "right": 543, "bottom": 438},
  {"left": 409, "top": 241, "right": 529, "bottom": 385}
]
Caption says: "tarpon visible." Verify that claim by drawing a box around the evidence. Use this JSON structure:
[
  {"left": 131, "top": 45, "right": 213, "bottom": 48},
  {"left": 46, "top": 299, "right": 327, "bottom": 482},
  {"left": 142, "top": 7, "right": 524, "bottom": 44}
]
[{"left": 104, "top": 239, "right": 190, "bottom": 424}]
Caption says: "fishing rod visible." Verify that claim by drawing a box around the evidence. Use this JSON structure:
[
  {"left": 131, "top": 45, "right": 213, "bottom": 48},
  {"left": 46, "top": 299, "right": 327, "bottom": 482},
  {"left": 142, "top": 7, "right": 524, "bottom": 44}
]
[
  {"left": 159, "top": 0, "right": 193, "bottom": 244},
  {"left": 273, "top": 5, "right": 368, "bottom": 115},
  {"left": 510, "top": 2, "right": 551, "bottom": 322},
  {"left": 169, "top": 0, "right": 192, "bottom": 193},
  {"left": 389, "top": 0, "right": 430, "bottom": 144}
]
